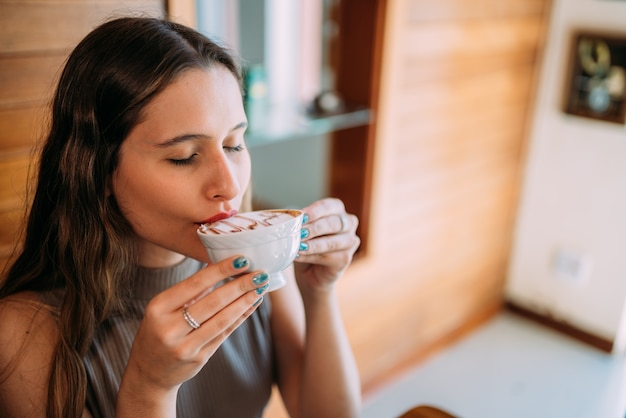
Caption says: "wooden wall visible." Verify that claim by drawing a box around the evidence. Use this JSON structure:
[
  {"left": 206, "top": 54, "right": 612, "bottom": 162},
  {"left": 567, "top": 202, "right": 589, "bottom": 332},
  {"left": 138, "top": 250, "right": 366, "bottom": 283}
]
[
  {"left": 0, "top": 0, "right": 164, "bottom": 273},
  {"left": 334, "top": 0, "right": 551, "bottom": 395}
]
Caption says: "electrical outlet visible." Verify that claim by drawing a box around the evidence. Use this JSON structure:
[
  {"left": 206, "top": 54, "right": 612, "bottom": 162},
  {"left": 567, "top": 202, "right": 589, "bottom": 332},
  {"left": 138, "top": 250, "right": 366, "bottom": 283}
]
[{"left": 551, "top": 248, "right": 593, "bottom": 285}]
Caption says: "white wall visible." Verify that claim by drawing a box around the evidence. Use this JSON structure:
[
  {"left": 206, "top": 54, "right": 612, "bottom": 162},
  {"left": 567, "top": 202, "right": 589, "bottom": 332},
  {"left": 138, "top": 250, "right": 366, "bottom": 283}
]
[{"left": 506, "top": 0, "right": 626, "bottom": 353}]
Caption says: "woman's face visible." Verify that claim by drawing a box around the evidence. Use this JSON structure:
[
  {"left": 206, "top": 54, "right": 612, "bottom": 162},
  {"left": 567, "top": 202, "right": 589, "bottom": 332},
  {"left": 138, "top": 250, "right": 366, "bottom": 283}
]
[{"left": 111, "top": 67, "right": 251, "bottom": 267}]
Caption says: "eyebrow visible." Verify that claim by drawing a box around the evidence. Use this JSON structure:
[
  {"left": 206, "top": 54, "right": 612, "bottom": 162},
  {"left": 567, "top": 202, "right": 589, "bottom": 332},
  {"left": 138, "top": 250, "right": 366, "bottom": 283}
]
[{"left": 155, "top": 121, "right": 248, "bottom": 148}]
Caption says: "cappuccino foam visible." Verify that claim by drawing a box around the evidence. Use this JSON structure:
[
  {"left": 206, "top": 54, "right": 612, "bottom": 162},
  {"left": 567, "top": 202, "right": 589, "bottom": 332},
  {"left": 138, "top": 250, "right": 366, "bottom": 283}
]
[{"left": 198, "top": 210, "right": 296, "bottom": 235}]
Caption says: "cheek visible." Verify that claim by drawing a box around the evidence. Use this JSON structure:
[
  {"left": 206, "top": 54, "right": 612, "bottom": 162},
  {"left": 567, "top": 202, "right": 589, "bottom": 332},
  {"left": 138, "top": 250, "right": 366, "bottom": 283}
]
[
  {"left": 111, "top": 163, "right": 157, "bottom": 223},
  {"left": 111, "top": 167, "right": 132, "bottom": 212}
]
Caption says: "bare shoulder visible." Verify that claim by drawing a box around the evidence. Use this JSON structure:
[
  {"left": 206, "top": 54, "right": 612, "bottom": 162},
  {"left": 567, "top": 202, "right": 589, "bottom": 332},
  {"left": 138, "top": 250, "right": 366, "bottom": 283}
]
[
  {"left": 0, "top": 291, "right": 60, "bottom": 352},
  {"left": 0, "top": 292, "right": 60, "bottom": 417}
]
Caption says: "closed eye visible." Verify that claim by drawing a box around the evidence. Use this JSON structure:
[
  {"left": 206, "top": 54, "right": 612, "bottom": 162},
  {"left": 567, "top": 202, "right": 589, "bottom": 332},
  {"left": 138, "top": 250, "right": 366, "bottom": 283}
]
[
  {"left": 224, "top": 144, "right": 245, "bottom": 153},
  {"left": 169, "top": 154, "right": 198, "bottom": 166}
]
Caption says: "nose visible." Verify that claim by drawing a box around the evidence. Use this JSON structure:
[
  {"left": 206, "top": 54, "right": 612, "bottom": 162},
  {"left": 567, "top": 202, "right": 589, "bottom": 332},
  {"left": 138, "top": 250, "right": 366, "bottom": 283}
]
[{"left": 205, "top": 153, "right": 240, "bottom": 201}]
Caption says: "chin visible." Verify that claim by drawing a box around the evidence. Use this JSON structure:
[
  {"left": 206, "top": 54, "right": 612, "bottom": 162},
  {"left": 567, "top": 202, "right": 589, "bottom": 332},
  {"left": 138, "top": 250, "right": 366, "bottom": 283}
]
[
  {"left": 194, "top": 252, "right": 211, "bottom": 264},
  {"left": 183, "top": 243, "right": 211, "bottom": 264}
]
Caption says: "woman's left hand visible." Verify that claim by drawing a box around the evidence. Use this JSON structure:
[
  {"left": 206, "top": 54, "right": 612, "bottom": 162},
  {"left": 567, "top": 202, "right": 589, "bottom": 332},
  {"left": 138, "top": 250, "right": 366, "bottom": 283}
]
[{"left": 294, "top": 198, "right": 360, "bottom": 291}]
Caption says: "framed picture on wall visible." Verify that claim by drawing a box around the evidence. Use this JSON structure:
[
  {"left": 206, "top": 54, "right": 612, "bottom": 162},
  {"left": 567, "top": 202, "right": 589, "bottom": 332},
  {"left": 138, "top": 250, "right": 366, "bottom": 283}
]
[{"left": 564, "top": 31, "right": 626, "bottom": 124}]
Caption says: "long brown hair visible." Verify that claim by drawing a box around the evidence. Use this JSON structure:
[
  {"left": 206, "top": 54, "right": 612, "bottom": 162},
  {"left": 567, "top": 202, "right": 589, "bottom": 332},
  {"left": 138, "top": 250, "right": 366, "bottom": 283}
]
[{"left": 0, "top": 17, "right": 242, "bottom": 417}]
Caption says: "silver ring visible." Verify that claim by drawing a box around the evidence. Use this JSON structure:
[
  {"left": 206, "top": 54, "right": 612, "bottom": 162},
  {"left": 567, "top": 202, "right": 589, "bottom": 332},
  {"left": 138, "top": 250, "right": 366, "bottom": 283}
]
[
  {"left": 338, "top": 213, "right": 349, "bottom": 233},
  {"left": 182, "top": 306, "right": 200, "bottom": 330}
]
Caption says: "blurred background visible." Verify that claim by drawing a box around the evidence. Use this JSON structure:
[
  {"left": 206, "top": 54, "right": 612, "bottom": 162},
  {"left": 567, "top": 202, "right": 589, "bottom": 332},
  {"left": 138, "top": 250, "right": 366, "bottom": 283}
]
[{"left": 1, "top": 0, "right": 626, "bottom": 416}]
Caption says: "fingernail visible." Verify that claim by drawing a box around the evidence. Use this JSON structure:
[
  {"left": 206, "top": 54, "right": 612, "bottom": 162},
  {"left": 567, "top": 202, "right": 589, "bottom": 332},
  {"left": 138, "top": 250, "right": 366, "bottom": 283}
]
[
  {"left": 252, "top": 272, "right": 269, "bottom": 285},
  {"left": 302, "top": 213, "right": 309, "bottom": 224},
  {"left": 299, "top": 242, "right": 309, "bottom": 251},
  {"left": 300, "top": 228, "right": 309, "bottom": 239},
  {"left": 253, "top": 297, "right": 263, "bottom": 307},
  {"left": 255, "top": 283, "right": 270, "bottom": 295},
  {"left": 233, "top": 256, "right": 248, "bottom": 269}
]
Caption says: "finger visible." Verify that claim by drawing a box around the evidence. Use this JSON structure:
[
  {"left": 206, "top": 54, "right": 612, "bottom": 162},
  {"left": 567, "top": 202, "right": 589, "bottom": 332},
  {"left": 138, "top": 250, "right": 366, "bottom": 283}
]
[
  {"left": 301, "top": 213, "right": 358, "bottom": 240},
  {"left": 296, "top": 246, "right": 358, "bottom": 268},
  {"left": 152, "top": 255, "right": 250, "bottom": 311},
  {"left": 298, "top": 232, "right": 360, "bottom": 259},
  {"left": 200, "top": 297, "right": 263, "bottom": 353},
  {"left": 181, "top": 270, "right": 270, "bottom": 332},
  {"left": 185, "top": 287, "right": 266, "bottom": 346},
  {"left": 301, "top": 198, "right": 345, "bottom": 223},
  {"left": 171, "top": 294, "right": 265, "bottom": 363}
]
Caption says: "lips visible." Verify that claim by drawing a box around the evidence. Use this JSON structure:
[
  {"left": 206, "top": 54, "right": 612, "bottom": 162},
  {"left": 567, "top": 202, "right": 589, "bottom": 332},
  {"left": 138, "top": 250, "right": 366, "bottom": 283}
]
[{"left": 198, "top": 209, "right": 237, "bottom": 225}]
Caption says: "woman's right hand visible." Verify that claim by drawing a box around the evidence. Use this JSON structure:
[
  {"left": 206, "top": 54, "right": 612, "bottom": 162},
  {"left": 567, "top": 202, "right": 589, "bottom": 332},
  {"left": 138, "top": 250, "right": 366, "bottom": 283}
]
[{"left": 116, "top": 255, "right": 269, "bottom": 415}]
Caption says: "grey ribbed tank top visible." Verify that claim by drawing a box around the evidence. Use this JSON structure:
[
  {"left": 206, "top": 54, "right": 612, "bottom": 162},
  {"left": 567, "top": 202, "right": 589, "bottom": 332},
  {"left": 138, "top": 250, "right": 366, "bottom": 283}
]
[{"left": 82, "top": 258, "right": 275, "bottom": 418}]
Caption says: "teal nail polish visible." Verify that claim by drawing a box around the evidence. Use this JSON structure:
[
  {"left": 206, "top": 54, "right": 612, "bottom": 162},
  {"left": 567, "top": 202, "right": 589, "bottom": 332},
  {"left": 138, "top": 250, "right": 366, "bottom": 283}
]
[
  {"left": 300, "top": 228, "right": 309, "bottom": 239},
  {"left": 233, "top": 256, "right": 248, "bottom": 269},
  {"left": 252, "top": 272, "right": 269, "bottom": 285},
  {"left": 299, "top": 242, "right": 309, "bottom": 251},
  {"left": 255, "top": 283, "right": 269, "bottom": 295},
  {"left": 302, "top": 213, "right": 309, "bottom": 224},
  {"left": 253, "top": 297, "right": 263, "bottom": 307}
]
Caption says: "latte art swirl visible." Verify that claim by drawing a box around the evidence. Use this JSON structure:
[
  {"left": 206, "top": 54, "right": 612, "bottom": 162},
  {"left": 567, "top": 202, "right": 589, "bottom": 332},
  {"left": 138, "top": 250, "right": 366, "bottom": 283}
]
[{"left": 199, "top": 210, "right": 297, "bottom": 235}]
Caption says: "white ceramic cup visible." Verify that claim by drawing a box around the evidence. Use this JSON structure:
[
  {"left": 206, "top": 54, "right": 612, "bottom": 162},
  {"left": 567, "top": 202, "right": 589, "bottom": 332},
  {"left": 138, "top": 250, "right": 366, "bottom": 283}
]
[{"left": 196, "top": 209, "right": 304, "bottom": 291}]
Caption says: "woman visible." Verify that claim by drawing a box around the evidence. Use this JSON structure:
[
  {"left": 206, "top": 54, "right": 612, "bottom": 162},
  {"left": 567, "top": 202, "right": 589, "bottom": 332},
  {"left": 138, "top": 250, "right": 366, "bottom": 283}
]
[{"left": 0, "top": 17, "right": 360, "bottom": 418}]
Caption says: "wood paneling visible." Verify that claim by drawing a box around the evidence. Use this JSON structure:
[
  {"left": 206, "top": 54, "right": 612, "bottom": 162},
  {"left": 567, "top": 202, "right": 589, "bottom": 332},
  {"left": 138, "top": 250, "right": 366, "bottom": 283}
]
[
  {"left": 0, "top": 106, "right": 47, "bottom": 154},
  {"left": 0, "top": 208, "right": 24, "bottom": 266},
  {"left": 331, "top": 0, "right": 551, "bottom": 396},
  {"left": 407, "top": 0, "right": 546, "bottom": 22},
  {"left": 0, "top": 1, "right": 163, "bottom": 53},
  {"left": 0, "top": 53, "right": 65, "bottom": 108},
  {"left": 0, "top": 0, "right": 165, "bottom": 272},
  {"left": 0, "top": 156, "right": 31, "bottom": 211}
]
